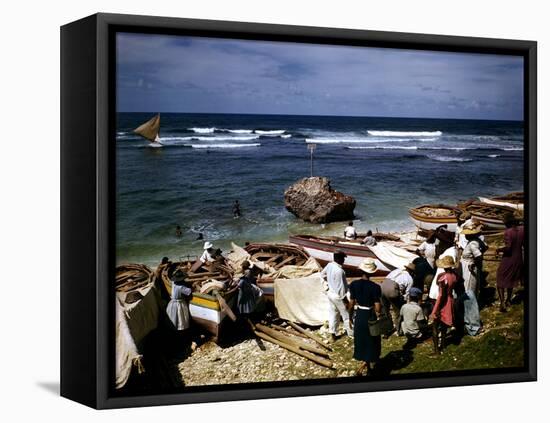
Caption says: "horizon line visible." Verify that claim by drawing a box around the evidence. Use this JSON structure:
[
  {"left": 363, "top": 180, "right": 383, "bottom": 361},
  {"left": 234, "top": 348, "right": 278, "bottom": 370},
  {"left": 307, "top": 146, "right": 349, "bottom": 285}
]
[{"left": 116, "top": 110, "right": 523, "bottom": 123}]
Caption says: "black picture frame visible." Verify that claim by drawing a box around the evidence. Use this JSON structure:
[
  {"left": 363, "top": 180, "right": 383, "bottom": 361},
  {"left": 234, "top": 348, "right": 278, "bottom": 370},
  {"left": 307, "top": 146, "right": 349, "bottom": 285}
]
[{"left": 60, "top": 12, "right": 537, "bottom": 409}]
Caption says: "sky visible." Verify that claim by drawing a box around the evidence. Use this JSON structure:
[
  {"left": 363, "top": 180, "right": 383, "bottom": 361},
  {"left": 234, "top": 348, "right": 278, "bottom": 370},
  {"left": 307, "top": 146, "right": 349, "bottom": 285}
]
[{"left": 116, "top": 32, "right": 524, "bottom": 120}]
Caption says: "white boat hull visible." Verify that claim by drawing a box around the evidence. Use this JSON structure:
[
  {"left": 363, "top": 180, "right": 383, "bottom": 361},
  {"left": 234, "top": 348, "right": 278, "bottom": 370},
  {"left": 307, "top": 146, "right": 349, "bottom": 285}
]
[
  {"left": 479, "top": 197, "right": 523, "bottom": 211},
  {"left": 409, "top": 216, "right": 458, "bottom": 232}
]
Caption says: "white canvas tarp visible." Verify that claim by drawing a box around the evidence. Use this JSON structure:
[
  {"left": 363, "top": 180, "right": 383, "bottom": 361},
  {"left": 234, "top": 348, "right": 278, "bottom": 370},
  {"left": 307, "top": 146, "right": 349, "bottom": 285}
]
[
  {"left": 274, "top": 273, "right": 329, "bottom": 326},
  {"left": 368, "top": 242, "right": 418, "bottom": 270},
  {"left": 115, "top": 283, "right": 162, "bottom": 389}
]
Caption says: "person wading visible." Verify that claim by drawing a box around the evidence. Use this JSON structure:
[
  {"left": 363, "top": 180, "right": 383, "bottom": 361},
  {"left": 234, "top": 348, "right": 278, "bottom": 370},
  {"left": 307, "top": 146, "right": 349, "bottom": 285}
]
[
  {"left": 348, "top": 258, "right": 382, "bottom": 376},
  {"left": 321, "top": 250, "right": 352, "bottom": 341}
]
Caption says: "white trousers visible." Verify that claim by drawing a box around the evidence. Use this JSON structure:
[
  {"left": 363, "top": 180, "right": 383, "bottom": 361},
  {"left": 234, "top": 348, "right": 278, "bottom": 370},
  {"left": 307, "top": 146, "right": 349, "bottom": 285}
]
[{"left": 327, "top": 292, "right": 352, "bottom": 336}]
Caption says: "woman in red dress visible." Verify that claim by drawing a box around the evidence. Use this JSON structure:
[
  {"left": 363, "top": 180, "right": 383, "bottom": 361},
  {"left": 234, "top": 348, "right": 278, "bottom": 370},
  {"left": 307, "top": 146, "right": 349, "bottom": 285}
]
[
  {"left": 496, "top": 213, "right": 524, "bottom": 312},
  {"left": 431, "top": 255, "right": 458, "bottom": 354}
]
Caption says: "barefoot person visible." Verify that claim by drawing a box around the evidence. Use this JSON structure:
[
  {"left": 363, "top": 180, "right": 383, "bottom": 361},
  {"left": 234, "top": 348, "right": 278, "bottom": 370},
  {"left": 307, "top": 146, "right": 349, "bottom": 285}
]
[
  {"left": 348, "top": 258, "right": 382, "bottom": 376},
  {"left": 496, "top": 213, "right": 524, "bottom": 312},
  {"left": 321, "top": 250, "right": 353, "bottom": 341},
  {"left": 166, "top": 270, "right": 192, "bottom": 331},
  {"left": 431, "top": 256, "right": 458, "bottom": 354}
]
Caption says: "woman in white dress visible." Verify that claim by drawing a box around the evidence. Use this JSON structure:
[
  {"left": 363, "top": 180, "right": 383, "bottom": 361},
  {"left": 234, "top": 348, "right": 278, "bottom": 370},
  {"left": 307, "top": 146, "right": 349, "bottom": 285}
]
[{"left": 166, "top": 270, "right": 192, "bottom": 331}]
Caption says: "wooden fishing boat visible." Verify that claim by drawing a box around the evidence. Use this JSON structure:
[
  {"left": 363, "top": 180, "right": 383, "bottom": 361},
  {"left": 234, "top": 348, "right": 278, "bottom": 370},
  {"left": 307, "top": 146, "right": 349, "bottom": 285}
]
[
  {"left": 161, "top": 261, "right": 237, "bottom": 341},
  {"left": 244, "top": 242, "right": 312, "bottom": 299},
  {"left": 479, "top": 191, "right": 524, "bottom": 211},
  {"left": 288, "top": 234, "right": 395, "bottom": 276},
  {"left": 116, "top": 263, "right": 155, "bottom": 293},
  {"left": 133, "top": 113, "right": 162, "bottom": 146},
  {"left": 409, "top": 204, "right": 461, "bottom": 232},
  {"left": 464, "top": 202, "right": 521, "bottom": 230}
]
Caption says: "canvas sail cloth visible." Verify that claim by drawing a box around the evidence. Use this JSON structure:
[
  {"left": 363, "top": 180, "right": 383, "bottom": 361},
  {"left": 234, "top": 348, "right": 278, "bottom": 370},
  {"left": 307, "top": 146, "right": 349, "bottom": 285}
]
[
  {"left": 115, "top": 282, "right": 162, "bottom": 389},
  {"left": 367, "top": 242, "right": 418, "bottom": 270},
  {"left": 133, "top": 113, "right": 161, "bottom": 143},
  {"left": 274, "top": 273, "right": 329, "bottom": 326}
]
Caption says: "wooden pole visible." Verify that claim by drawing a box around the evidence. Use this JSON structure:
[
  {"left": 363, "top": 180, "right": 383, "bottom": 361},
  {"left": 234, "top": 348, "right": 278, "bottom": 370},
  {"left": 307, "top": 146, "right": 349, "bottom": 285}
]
[
  {"left": 215, "top": 293, "right": 237, "bottom": 322},
  {"left": 253, "top": 330, "right": 333, "bottom": 369},
  {"left": 270, "top": 323, "right": 309, "bottom": 339},
  {"left": 255, "top": 324, "right": 330, "bottom": 358},
  {"left": 287, "top": 321, "right": 333, "bottom": 351}
]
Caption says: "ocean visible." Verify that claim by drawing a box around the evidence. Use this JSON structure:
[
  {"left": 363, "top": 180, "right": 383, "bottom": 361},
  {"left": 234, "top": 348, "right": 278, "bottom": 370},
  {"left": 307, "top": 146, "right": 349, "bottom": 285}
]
[{"left": 116, "top": 113, "right": 524, "bottom": 267}]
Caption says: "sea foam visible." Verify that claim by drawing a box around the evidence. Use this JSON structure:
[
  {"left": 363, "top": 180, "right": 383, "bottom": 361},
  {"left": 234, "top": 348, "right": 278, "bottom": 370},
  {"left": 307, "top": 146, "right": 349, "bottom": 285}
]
[{"left": 367, "top": 130, "right": 442, "bottom": 137}]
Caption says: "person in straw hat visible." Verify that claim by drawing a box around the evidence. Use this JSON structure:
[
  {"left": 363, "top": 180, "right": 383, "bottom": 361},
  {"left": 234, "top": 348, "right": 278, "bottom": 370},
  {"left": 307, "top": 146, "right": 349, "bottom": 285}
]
[
  {"left": 430, "top": 255, "right": 460, "bottom": 354},
  {"left": 166, "top": 269, "right": 192, "bottom": 331},
  {"left": 496, "top": 212, "right": 524, "bottom": 312},
  {"left": 347, "top": 258, "right": 382, "bottom": 376}
]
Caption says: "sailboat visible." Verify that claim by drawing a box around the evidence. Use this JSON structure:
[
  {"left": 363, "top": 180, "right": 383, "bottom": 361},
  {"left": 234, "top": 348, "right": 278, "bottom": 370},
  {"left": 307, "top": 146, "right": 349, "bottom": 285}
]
[{"left": 133, "top": 113, "right": 162, "bottom": 147}]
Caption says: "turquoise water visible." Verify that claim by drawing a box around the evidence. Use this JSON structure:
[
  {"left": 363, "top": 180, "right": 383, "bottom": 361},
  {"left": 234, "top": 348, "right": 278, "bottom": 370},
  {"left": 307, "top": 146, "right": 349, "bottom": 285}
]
[{"left": 116, "top": 113, "right": 524, "bottom": 267}]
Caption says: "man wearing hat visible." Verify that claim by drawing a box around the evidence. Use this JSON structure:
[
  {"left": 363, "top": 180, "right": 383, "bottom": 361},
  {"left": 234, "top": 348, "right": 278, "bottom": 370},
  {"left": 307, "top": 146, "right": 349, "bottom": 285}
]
[
  {"left": 200, "top": 241, "right": 215, "bottom": 265},
  {"left": 321, "top": 250, "right": 352, "bottom": 341},
  {"left": 380, "top": 262, "right": 416, "bottom": 333},
  {"left": 397, "top": 286, "right": 427, "bottom": 341}
]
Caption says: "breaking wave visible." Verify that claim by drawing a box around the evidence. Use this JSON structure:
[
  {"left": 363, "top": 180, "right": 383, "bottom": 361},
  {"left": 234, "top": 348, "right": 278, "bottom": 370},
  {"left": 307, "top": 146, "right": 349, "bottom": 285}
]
[
  {"left": 427, "top": 155, "right": 473, "bottom": 162},
  {"left": 367, "top": 130, "right": 442, "bottom": 137},
  {"left": 186, "top": 143, "right": 261, "bottom": 149}
]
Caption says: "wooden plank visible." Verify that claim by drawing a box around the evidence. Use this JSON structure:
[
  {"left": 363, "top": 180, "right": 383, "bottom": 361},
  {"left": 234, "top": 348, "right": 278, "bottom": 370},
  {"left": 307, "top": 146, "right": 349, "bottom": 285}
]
[
  {"left": 273, "top": 255, "right": 296, "bottom": 269},
  {"left": 215, "top": 293, "right": 237, "bottom": 322},
  {"left": 255, "top": 324, "right": 330, "bottom": 358},
  {"left": 287, "top": 321, "right": 332, "bottom": 351},
  {"left": 253, "top": 330, "right": 333, "bottom": 369}
]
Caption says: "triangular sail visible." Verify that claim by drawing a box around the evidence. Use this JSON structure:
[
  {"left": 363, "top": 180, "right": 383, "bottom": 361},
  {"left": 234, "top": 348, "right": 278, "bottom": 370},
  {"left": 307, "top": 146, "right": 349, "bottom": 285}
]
[{"left": 133, "top": 114, "right": 160, "bottom": 142}]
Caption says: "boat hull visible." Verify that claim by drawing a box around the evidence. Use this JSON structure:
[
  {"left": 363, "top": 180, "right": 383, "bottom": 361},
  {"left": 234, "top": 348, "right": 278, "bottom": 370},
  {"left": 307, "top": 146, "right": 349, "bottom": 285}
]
[
  {"left": 289, "top": 235, "right": 391, "bottom": 276},
  {"left": 479, "top": 197, "right": 524, "bottom": 211},
  {"left": 409, "top": 215, "right": 458, "bottom": 232}
]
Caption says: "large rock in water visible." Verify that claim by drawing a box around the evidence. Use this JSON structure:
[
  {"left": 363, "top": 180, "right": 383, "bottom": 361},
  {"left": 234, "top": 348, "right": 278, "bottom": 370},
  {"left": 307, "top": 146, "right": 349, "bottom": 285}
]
[{"left": 284, "top": 177, "right": 356, "bottom": 224}]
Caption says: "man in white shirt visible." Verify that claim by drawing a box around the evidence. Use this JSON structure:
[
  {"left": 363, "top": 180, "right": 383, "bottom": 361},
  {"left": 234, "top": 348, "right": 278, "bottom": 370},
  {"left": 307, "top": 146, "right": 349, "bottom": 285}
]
[
  {"left": 321, "top": 250, "right": 352, "bottom": 341},
  {"left": 200, "top": 241, "right": 215, "bottom": 264},
  {"left": 417, "top": 234, "right": 439, "bottom": 269},
  {"left": 380, "top": 263, "right": 415, "bottom": 333},
  {"left": 343, "top": 221, "right": 357, "bottom": 240}
]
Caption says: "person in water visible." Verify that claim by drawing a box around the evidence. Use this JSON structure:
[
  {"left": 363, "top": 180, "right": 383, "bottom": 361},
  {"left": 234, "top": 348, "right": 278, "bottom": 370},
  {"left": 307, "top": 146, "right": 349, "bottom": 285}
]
[
  {"left": 233, "top": 200, "right": 242, "bottom": 218},
  {"left": 175, "top": 225, "right": 182, "bottom": 237}
]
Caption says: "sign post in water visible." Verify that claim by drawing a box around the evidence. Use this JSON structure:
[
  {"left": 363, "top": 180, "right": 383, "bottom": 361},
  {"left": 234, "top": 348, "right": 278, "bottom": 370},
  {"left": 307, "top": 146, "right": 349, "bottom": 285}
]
[{"left": 308, "top": 143, "right": 317, "bottom": 177}]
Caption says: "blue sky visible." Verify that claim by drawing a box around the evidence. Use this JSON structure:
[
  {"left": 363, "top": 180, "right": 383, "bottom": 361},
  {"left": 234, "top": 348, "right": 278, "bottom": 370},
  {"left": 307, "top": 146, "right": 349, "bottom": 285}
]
[{"left": 116, "top": 33, "right": 524, "bottom": 120}]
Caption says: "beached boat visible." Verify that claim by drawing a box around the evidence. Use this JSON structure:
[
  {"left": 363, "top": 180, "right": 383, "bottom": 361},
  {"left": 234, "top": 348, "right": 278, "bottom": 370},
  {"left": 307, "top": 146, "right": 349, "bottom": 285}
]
[
  {"left": 288, "top": 234, "right": 415, "bottom": 276},
  {"left": 244, "top": 242, "right": 312, "bottom": 299},
  {"left": 479, "top": 191, "right": 524, "bottom": 211},
  {"left": 115, "top": 264, "right": 160, "bottom": 389},
  {"left": 409, "top": 204, "right": 461, "bottom": 232},
  {"left": 161, "top": 261, "right": 237, "bottom": 340},
  {"left": 133, "top": 113, "right": 163, "bottom": 146},
  {"left": 116, "top": 263, "right": 155, "bottom": 293},
  {"left": 464, "top": 202, "right": 521, "bottom": 230}
]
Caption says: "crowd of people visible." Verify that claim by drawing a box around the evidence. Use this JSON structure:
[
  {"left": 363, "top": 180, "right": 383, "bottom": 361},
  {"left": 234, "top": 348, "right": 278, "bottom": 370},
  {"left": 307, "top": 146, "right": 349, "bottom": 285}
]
[
  {"left": 159, "top": 210, "right": 524, "bottom": 377},
  {"left": 322, "top": 210, "right": 525, "bottom": 375}
]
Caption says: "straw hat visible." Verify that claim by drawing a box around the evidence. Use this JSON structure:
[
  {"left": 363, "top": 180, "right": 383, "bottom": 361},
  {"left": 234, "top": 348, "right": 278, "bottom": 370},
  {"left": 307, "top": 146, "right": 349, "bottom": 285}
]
[
  {"left": 203, "top": 241, "right": 213, "bottom": 250},
  {"left": 404, "top": 262, "right": 416, "bottom": 272},
  {"left": 358, "top": 258, "right": 378, "bottom": 274},
  {"left": 171, "top": 269, "right": 188, "bottom": 283},
  {"left": 460, "top": 222, "right": 482, "bottom": 235},
  {"left": 436, "top": 255, "right": 455, "bottom": 269},
  {"left": 459, "top": 211, "right": 472, "bottom": 221}
]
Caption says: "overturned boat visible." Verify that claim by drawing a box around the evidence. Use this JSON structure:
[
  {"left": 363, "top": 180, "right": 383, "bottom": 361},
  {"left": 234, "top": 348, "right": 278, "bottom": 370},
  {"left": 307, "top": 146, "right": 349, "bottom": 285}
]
[
  {"left": 288, "top": 234, "right": 417, "bottom": 276},
  {"left": 161, "top": 261, "right": 236, "bottom": 341},
  {"left": 409, "top": 204, "right": 461, "bottom": 232},
  {"left": 479, "top": 191, "right": 524, "bottom": 211}
]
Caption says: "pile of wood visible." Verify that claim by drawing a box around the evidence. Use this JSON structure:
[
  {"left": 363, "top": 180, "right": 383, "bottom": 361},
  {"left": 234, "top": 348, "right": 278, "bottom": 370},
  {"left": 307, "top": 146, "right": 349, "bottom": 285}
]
[
  {"left": 116, "top": 264, "right": 154, "bottom": 292},
  {"left": 250, "top": 320, "right": 334, "bottom": 369}
]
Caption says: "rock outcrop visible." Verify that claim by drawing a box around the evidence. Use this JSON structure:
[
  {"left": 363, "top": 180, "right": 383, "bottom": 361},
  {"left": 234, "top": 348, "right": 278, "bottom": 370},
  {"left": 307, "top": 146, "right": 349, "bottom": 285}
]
[{"left": 284, "top": 177, "right": 356, "bottom": 224}]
